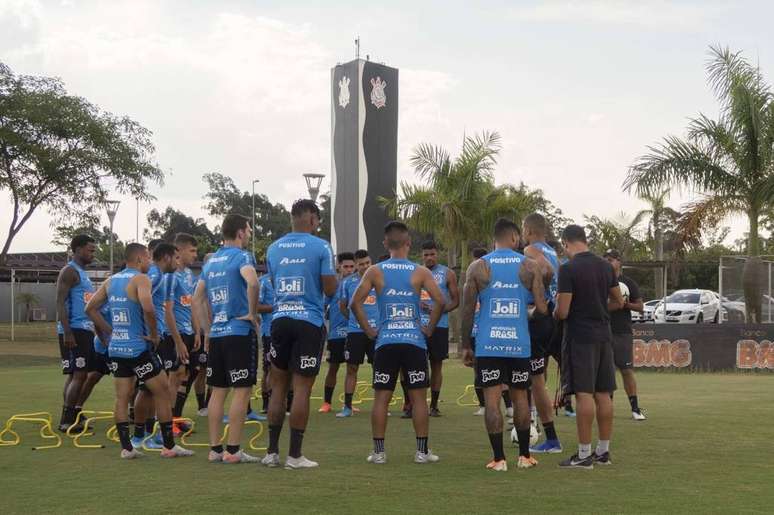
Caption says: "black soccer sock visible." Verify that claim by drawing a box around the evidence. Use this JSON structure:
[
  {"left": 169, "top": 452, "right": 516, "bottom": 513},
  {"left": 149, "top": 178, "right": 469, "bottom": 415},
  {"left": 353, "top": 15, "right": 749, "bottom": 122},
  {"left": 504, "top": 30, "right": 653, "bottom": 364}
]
[
  {"left": 324, "top": 386, "right": 334, "bottom": 404},
  {"left": 211, "top": 444, "right": 223, "bottom": 453},
  {"left": 289, "top": 428, "right": 304, "bottom": 459},
  {"left": 116, "top": 421, "right": 133, "bottom": 452},
  {"left": 345, "top": 393, "right": 353, "bottom": 409},
  {"left": 128, "top": 404, "right": 135, "bottom": 422},
  {"left": 543, "top": 421, "right": 558, "bottom": 441},
  {"left": 205, "top": 387, "right": 212, "bottom": 406},
  {"left": 145, "top": 417, "right": 156, "bottom": 435},
  {"left": 430, "top": 390, "right": 440, "bottom": 409},
  {"left": 196, "top": 392, "right": 206, "bottom": 411},
  {"left": 134, "top": 423, "right": 145, "bottom": 439},
  {"left": 488, "top": 432, "right": 505, "bottom": 461},
  {"left": 373, "top": 438, "right": 385, "bottom": 454},
  {"left": 629, "top": 395, "right": 640, "bottom": 412},
  {"left": 475, "top": 387, "right": 485, "bottom": 407},
  {"left": 502, "top": 390, "right": 512, "bottom": 409},
  {"left": 268, "top": 424, "right": 282, "bottom": 454},
  {"left": 173, "top": 391, "right": 187, "bottom": 418},
  {"left": 226, "top": 444, "right": 240, "bottom": 455},
  {"left": 516, "top": 429, "right": 530, "bottom": 458},
  {"left": 416, "top": 436, "right": 429, "bottom": 454},
  {"left": 159, "top": 421, "right": 175, "bottom": 450}
]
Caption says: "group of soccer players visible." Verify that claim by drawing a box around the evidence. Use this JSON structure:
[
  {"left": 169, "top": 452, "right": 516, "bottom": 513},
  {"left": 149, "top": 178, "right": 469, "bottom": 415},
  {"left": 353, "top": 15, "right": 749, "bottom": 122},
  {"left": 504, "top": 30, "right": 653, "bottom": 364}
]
[{"left": 54, "top": 197, "right": 646, "bottom": 470}]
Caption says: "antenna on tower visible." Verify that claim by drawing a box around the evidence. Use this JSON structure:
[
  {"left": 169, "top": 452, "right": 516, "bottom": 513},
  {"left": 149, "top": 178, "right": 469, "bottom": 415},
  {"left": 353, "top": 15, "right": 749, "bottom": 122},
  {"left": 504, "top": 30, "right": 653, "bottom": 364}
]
[{"left": 355, "top": 37, "right": 360, "bottom": 59}]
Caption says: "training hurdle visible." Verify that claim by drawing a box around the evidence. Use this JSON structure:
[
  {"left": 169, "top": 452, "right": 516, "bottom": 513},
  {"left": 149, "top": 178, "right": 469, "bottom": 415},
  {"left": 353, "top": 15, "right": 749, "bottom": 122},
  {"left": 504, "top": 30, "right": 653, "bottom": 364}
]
[
  {"left": 456, "top": 385, "right": 479, "bottom": 407},
  {"left": 180, "top": 418, "right": 266, "bottom": 452},
  {"left": 0, "top": 411, "right": 62, "bottom": 450},
  {"left": 335, "top": 381, "right": 404, "bottom": 407},
  {"left": 67, "top": 411, "right": 115, "bottom": 449}
]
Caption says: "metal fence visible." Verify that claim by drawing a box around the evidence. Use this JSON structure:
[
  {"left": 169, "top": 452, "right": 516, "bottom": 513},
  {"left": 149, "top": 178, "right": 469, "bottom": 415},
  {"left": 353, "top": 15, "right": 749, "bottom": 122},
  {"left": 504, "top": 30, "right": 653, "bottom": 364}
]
[{"left": 719, "top": 256, "right": 774, "bottom": 324}]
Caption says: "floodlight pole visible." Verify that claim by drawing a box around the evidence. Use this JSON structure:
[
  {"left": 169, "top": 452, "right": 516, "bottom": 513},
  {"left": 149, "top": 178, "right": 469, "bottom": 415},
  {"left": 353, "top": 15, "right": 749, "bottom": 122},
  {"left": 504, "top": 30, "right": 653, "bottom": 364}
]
[
  {"left": 105, "top": 200, "right": 120, "bottom": 273},
  {"left": 252, "top": 179, "right": 260, "bottom": 258},
  {"left": 303, "top": 173, "right": 325, "bottom": 203}
]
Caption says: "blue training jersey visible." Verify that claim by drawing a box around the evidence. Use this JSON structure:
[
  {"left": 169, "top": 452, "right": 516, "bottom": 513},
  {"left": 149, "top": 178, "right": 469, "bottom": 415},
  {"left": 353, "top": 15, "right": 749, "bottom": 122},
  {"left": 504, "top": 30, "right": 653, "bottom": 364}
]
[
  {"left": 107, "top": 268, "right": 150, "bottom": 358},
  {"left": 375, "top": 258, "right": 425, "bottom": 349},
  {"left": 534, "top": 241, "right": 559, "bottom": 304},
  {"left": 147, "top": 264, "right": 172, "bottom": 336},
  {"left": 326, "top": 276, "right": 349, "bottom": 340},
  {"left": 170, "top": 267, "right": 195, "bottom": 335},
  {"left": 343, "top": 273, "right": 379, "bottom": 333},
  {"left": 259, "top": 274, "right": 275, "bottom": 338},
  {"left": 421, "top": 264, "right": 450, "bottom": 329},
  {"left": 475, "top": 248, "right": 532, "bottom": 359},
  {"left": 266, "top": 232, "right": 335, "bottom": 328},
  {"left": 93, "top": 304, "right": 111, "bottom": 355},
  {"left": 57, "top": 260, "right": 95, "bottom": 334},
  {"left": 201, "top": 246, "right": 256, "bottom": 338}
]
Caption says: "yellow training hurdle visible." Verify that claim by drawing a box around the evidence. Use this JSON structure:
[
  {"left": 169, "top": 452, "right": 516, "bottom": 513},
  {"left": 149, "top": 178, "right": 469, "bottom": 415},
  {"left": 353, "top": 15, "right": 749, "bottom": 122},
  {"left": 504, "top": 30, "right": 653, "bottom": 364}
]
[
  {"left": 180, "top": 417, "right": 266, "bottom": 451},
  {"left": 0, "top": 411, "right": 62, "bottom": 450},
  {"left": 456, "top": 384, "right": 479, "bottom": 407},
  {"left": 68, "top": 410, "right": 115, "bottom": 449}
]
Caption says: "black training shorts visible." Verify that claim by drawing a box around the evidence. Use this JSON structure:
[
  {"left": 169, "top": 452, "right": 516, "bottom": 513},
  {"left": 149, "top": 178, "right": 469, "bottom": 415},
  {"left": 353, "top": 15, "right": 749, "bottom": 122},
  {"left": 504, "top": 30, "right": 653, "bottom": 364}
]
[
  {"left": 561, "top": 336, "right": 617, "bottom": 395},
  {"left": 345, "top": 332, "right": 375, "bottom": 365},
  {"left": 91, "top": 351, "right": 111, "bottom": 376},
  {"left": 110, "top": 351, "right": 163, "bottom": 381},
  {"left": 270, "top": 317, "right": 325, "bottom": 377},
  {"left": 372, "top": 344, "right": 429, "bottom": 391},
  {"left": 206, "top": 333, "right": 258, "bottom": 388},
  {"left": 58, "top": 328, "right": 94, "bottom": 374},
  {"left": 426, "top": 327, "right": 449, "bottom": 362},
  {"left": 612, "top": 332, "right": 634, "bottom": 370},
  {"left": 475, "top": 356, "right": 531, "bottom": 389},
  {"left": 327, "top": 338, "right": 346, "bottom": 364},
  {"left": 528, "top": 312, "right": 554, "bottom": 376},
  {"left": 157, "top": 335, "right": 180, "bottom": 372}
]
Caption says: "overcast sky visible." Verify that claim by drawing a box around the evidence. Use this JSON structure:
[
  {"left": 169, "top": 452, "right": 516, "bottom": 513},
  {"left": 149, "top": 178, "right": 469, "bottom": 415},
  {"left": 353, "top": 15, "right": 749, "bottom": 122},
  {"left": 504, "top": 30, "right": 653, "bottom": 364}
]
[{"left": 2, "top": 0, "right": 773, "bottom": 253}]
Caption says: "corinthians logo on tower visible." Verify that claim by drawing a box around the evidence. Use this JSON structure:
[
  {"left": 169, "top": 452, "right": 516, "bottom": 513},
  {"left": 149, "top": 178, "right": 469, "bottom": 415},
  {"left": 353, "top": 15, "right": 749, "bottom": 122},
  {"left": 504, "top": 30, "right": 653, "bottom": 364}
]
[
  {"left": 370, "top": 76, "right": 387, "bottom": 108},
  {"left": 338, "top": 76, "right": 350, "bottom": 108}
]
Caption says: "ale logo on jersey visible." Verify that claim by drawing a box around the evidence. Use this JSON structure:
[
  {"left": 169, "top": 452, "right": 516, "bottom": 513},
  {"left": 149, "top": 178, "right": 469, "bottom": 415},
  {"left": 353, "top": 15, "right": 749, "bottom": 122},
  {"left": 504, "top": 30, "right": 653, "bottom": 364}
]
[
  {"left": 277, "top": 276, "right": 305, "bottom": 295},
  {"left": 490, "top": 298, "right": 520, "bottom": 318},
  {"left": 279, "top": 257, "right": 306, "bottom": 265},
  {"left": 112, "top": 308, "right": 130, "bottom": 325},
  {"left": 491, "top": 281, "right": 519, "bottom": 289},
  {"left": 370, "top": 76, "right": 387, "bottom": 108},
  {"left": 386, "top": 288, "right": 412, "bottom": 297},
  {"left": 388, "top": 303, "right": 415, "bottom": 320},
  {"left": 210, "top": 287, "right": 229, "bottom": 305},
  {"left": 338, "top": 76, "right": 350, "bottom": 108}
]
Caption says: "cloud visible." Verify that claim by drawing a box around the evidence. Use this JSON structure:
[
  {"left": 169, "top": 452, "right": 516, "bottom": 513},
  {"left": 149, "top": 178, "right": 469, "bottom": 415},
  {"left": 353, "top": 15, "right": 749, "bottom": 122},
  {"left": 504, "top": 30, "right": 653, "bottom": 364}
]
[{"left": 508, "top": 0, "right": 727, "bottom": 30}]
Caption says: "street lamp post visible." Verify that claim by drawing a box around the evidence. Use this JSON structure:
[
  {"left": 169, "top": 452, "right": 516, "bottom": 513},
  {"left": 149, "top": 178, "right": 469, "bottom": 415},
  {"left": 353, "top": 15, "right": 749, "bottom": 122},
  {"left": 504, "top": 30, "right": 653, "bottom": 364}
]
[
  {"left": 251, "top": 179, "right": 260, "bottom": 259},
  {"left": 303, "top": 173, "right": 325, "bottom": 203},
  {"left": 105, "top": 200, "right": 121, "bottom": 273}
]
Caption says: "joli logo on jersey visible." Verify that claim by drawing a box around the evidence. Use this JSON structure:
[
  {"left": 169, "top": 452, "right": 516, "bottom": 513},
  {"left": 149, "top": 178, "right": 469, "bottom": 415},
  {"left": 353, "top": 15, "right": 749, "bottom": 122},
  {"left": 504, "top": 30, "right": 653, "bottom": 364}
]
[
  {"left": 112, "top": 309, "right": 130, "bottom": 325},
  {"left": 277, "top": 277, "right": 305, "bottom": 295},
  {"left": 210, "top": 287, "right": 228, "bottom": 305},
  {"left": 490, "top": 298, "right": 520, "bottom": 318},
  {"left": 388, "top": 303, "right": 416, "bottom": 320}
]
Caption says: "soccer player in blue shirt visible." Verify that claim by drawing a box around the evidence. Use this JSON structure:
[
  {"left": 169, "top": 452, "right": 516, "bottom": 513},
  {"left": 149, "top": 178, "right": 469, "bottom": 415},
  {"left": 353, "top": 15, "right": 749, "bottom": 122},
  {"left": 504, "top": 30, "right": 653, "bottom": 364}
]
[{"left": 262, "top": 199, "right": 337, "bottom": 469}]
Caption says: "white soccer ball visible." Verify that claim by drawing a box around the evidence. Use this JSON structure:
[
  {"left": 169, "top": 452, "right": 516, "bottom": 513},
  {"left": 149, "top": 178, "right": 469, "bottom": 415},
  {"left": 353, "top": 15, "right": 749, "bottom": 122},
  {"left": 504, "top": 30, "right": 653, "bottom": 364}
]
[
  {"left": 510, "top": 424, "right": 539, "bottom": 447},
  {"left": 619, "top": 282, "right": 630, "bottom": 304}
]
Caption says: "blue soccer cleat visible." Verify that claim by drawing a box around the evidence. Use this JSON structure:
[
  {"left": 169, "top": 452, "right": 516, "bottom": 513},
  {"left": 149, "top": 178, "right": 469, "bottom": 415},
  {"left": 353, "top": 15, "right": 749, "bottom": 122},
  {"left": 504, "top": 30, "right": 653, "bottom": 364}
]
[
  {"left": 130, "top": 436, "right": 145, "bottom": 450},
  {"left": 143, "top": 432, "right": 164, "bottom": 450},
  {"left": 335, "top": 407, "right": 353, "bottom": 418},
  {"left": 246, "top": 411, "right": 267, "bottom": 422},
  {"left": 530, "top": 439, "right": 563, "bottom": 454}
]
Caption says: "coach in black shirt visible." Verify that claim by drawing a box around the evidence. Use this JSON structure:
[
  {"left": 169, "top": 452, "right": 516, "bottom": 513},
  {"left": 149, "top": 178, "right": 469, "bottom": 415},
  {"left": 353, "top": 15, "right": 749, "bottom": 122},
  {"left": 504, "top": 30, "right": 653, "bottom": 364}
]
[{"left": 554, "top": 225, "right": 624, "bottom": 469}]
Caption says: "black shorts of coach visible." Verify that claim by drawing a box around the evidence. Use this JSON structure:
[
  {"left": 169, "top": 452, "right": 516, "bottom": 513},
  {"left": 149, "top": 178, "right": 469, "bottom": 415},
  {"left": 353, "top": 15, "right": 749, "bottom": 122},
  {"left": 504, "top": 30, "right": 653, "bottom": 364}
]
[
  {"left": 475, "top": 357, "right": 531, "bottom": 389},
  {"left": 372, "top": 344, "right": 429, "bottom": 391},
  {"left": 92, "top": 351, "right": 112, "bottom": 376},
  {"left": 58, "top": 328, "right": 95, "bottom": 374},
  {"left": 110, "top": 351, "right": 164, "bottom": 381},
  {"left": 561, "top": 333, "right": 617, "bottom": 395},
  {"left": 345, "top": 332, "right": 375, "bottom": 365},
  {"left": 206, "top": 332, "right": 258, "bottom": 388},
  {"left": 611, "top": 332, "right": 634, "bottom": 370},
  {"left": 528, "top": 311, "right": 554, "bottom": 376},
  {"left": 270, "top": 317, "right": 325, "bottom": 377},
  {"left": 157, "top": 334, "right": 180, "bottom": 372},
  {"left": 426, "top": 326, "right": 449, "bottom": 362},
  {"left": 327, "top": 338, "right": 346, "bottom": 364}
]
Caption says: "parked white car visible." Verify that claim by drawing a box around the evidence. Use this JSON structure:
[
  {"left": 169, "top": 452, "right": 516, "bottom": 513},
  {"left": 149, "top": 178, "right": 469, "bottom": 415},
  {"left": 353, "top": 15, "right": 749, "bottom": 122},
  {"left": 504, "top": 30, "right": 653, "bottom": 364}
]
[
  {"left": 653, "top": 289, "right": 721, "bottom": 324},
  {"left": 632, "top": 299, "right": 660, "bottom": 322}
]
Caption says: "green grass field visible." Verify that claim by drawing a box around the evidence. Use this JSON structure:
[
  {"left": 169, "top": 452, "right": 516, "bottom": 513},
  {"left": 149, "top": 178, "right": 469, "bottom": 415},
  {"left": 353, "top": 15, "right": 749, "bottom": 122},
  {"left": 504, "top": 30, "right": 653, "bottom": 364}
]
[{"left": 1, "top": 323, "right": 773, "bottom": 514}]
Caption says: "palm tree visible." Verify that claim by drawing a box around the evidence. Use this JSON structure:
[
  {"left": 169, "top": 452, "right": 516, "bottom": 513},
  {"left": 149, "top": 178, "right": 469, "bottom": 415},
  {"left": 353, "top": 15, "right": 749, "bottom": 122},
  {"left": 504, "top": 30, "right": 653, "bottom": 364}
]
[
  {"left": 632, "top": 188, "right": 680, "bottom": 297},
  {"left": 624, "top": 45, "right": 774, "bottom": 257}
]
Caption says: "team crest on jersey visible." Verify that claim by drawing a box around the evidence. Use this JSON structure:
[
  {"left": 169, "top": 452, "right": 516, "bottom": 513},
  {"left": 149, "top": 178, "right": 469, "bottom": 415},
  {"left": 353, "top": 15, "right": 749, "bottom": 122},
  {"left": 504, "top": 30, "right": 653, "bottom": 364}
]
[
  {"left": 370, "top": 77, "right": 387, "bottom": 108},
  {"left": 338, "top": 76, "right": 350, "bottom": 108}
]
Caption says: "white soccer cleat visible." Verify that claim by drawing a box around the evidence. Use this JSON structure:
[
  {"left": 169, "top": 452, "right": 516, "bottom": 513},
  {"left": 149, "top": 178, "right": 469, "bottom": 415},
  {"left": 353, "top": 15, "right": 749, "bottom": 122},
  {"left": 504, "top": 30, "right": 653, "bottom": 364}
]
[
  {"left": 120, "top": 448, "right": 144, "bottom": 459},
  {"left": 160, "top": 445, "right": 195, "bottom": 458},
  {"left": 261, "top": 453, "right": 281, "bottom": 467},
  {"left": 414, "top": 450, "right": 440, "bottom": 464},
  {"left": 208, "top": 450, "right": 223, "bottom": 463},
  {"left": 223, "top": 450, "right": 260, "bottom": 464},
  {"left": 632, "top": 410, "right": 647, "bottom": 421},
  {"left": 197, "top": 408, "right": 208, "bottom": 417},
  {"left": 473, "top": 407, "right": 485, "bottom": 416},
  {"left": 366, "top": 452, "right": 387, "bottom": 464},
  {"left": 285, "top": 456, "right": 319, "bottom": 469}
]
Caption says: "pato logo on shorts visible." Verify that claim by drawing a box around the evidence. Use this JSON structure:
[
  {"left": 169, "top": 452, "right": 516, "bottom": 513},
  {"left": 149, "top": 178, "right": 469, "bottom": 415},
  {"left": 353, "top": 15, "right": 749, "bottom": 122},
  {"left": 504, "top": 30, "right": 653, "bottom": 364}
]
[
  {"left": 229, "top": 369, "right": 249, "bottom": 382},
  {"left": 299, "top": 356, "right": 318, "bottom": 369},
  {"left": 134, "top": 362, "right": 154, "bottom": 378},
  {"left": 531, "top": 357, "right": 545, "bottom": 371},
  {"left": 407, "top": 370, "right": 426, "bottom": 384},
  {"left": 373, "top": 372, "right": 390, "bottom": 384},
  {"left": 512, "top": 370, "right": 529, "bottom": 383},
  {"left": 481, "top": 369, "right": 500, "bottom": 382}
]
